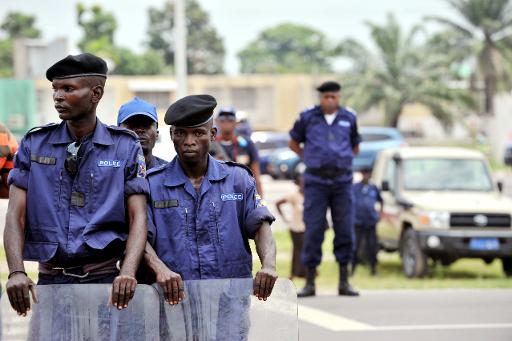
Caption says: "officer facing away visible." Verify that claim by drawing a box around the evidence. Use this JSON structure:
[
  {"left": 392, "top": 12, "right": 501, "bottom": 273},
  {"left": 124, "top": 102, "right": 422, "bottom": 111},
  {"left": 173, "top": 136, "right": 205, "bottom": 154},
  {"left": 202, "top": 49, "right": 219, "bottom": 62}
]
[
  {"left": 117, "top": 97, "right": 167, "bottom": 170},
  {"left": 4, "top": 53, "right": 149, "bottom": 315},
  {"left": 142, "top": 94, "right": 278, "bottom": 305},
  {"left": 214, "top": 106, "right": 263, "bottom": 196},
  {"left": 289, "top": 81, "right": 361, "bottom": 297}
]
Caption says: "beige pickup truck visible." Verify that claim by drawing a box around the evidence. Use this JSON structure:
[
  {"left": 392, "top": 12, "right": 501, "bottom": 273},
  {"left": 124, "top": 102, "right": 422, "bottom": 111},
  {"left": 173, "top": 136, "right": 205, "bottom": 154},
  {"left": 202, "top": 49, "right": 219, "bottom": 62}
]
[{"left": 372, "top": 147, "right": 512, "bottom": 278}]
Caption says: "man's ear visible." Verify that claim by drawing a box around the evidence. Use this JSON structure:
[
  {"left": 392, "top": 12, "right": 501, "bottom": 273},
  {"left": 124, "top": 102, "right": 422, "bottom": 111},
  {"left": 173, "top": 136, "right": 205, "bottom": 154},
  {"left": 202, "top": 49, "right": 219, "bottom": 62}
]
[
  {"left": 91, "top": 85, "right": 104, "bottom": 103},
  {"left": 211, "top": 126, "right": 217, "bottom": 141}
]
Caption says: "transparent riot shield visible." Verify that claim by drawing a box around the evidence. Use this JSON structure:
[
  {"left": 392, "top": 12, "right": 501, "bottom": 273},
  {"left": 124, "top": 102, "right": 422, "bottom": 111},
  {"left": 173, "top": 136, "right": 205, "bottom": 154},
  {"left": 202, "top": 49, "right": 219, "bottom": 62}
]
[
  {"left": 1, "top": 284, "right": 160, "bottom": 341},
  {"left": 1, "top": 279, "right": 298, "bottom": 340},
  {"left": 157, "top": 278, "right": 298, "bottom": 341}
]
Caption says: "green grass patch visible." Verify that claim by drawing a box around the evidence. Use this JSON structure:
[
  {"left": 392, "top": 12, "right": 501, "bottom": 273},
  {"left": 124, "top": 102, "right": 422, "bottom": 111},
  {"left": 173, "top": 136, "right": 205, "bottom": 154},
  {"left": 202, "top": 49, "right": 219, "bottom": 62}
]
[{"left": 252, "top": 229, "right": 512, "bottom": 290}]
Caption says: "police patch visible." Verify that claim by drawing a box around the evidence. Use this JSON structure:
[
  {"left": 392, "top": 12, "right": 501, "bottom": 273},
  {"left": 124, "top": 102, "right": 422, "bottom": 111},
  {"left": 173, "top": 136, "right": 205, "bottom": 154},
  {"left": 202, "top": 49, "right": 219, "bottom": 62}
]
[
  {"left": 97, "top": 160, "right": 121, "bottom": 167},
  {"left": 221, "top": 193, "right": 244, "bottom": 201},
  {"left": 137, "top": 153, "right": 146, "bottom": 178},
  {"left": 338, "top": 121, "right": 351, "bottom": 128}
]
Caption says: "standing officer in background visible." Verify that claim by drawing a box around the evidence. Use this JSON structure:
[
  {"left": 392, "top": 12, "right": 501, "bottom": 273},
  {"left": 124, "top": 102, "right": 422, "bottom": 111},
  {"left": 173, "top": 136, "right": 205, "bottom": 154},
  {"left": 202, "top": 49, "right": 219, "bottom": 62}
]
[
  {"left": 0, "top": 123, "right": 18, "bottom": 198},
  {"left": 4, "top": 53, "right": 149, "bottom": 316},
  {"left": 117, "top": 97, "right": 167, "bottom": 170},
  {"left": 289, "top": 81, "right": 361, "bottom": 297},
  {"left": 143, "top": 95, "right": 277, "bottom": 304},
  {"left": 213, "top": 106, "right": 263, "bottom": 196}
]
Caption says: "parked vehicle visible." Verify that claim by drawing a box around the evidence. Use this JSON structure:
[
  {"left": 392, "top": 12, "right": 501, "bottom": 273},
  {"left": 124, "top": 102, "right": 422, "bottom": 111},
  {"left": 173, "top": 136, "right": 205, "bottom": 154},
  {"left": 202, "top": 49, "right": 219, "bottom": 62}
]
[
  {"left": 372, "top": 147, "right": 512, "bottom": 278},
  {"left": 266, "top": 126, "right": 405, "bottom": 179},
  {"left": 504, "top": 142, "right": 512, "bottom": 166},
  {"left": 251, "top": 131, "right": 290, "bottom": 175}
]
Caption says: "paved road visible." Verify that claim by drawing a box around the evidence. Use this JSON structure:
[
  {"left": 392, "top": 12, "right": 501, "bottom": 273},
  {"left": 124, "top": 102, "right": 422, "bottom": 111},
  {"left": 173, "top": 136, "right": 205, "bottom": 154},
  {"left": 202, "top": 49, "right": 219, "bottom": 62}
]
[{"left": 298, "top": 289, "right": 512, "bottom": 341}]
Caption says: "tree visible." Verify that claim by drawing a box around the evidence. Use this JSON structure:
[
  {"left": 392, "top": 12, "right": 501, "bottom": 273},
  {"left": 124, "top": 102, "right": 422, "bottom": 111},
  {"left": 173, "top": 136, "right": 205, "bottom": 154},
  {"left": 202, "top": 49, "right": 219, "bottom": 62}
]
[
  {"left": 0, "top": 12, "right": 41, "bottom": 77},
  {"left": 427, "top": 0, "right": 512, "bottom": 115},
  {"left": 338, "top": 14, "right": 477, "bottom": 127},
  {"left": 147, "top": 0, "right": 225, "bottom": 74},
  {"left": 238, "top": 23, "right": 335, "bottom": 74},
  {"left": 76, "top": 3, "right": 164, "bottom": 75}
]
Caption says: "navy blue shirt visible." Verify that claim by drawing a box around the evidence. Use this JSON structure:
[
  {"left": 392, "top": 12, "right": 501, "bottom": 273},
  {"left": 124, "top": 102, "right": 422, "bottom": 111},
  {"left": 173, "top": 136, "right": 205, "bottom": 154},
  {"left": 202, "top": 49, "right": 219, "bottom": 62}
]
[
  {"left": 289, "top": 106, "right": 361, "bottom": 182},
  {"left": 353, "top": 182, "right": 382, "bottom": 227},
  {"left": 8, "top": 120, "right": 149, "bottom": 266},
  {"left": 218, "top": 135, "right": 259, "bottom": 167},
  {"left": 147, "top": 155, "right": 275, "bottom": 280}
]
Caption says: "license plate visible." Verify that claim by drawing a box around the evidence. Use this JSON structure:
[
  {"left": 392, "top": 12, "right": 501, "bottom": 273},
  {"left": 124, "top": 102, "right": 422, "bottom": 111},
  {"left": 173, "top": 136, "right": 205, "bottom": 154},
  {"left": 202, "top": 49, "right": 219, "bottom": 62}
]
[{"left": 469, "top": 238, "right": 500, "bottom": 251}]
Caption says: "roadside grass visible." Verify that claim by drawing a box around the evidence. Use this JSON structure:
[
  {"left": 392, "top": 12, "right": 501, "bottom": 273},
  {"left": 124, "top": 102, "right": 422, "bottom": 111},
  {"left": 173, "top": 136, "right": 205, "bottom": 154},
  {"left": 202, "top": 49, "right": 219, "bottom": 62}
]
[{"left": 252, "top": 229, "right": 512, "bottom": 290}]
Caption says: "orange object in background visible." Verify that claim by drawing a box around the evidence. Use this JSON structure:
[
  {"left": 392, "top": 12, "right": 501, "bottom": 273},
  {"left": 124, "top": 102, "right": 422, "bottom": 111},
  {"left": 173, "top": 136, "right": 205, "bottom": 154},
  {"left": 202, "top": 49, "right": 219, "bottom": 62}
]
[{"left": 0, "top": 123, "right": 18, "bottom": 198}]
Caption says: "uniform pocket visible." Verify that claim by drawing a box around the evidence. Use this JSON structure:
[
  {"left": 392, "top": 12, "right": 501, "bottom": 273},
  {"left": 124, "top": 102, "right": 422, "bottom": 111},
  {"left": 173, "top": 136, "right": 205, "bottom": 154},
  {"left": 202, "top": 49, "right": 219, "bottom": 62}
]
[{"left": 23, "top": 241, "right": 59, "bottom": 262}]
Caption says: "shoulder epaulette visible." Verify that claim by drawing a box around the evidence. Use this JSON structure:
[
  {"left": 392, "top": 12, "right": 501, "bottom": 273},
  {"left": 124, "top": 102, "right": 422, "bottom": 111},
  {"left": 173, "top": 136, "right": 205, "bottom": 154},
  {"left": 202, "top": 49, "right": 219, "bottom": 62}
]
[
  {"left": 224, "top": 160, "right": 254, "bottom": 177},
  {"left": 106, "top": 125, "right": 138, "bottom": 139},
  {"left": 344, "top": 106, "right": 358, "bottom": 116},
  {"left": 146, "top": 163, "right": 167, "bottom": 177},
  {"left": 26, "top": 123, "right": 59, "bottom": 135}
]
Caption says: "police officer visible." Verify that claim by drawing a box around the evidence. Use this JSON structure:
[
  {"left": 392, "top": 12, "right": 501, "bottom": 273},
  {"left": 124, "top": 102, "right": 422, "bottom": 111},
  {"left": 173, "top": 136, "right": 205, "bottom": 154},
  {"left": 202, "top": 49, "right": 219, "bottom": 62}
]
[
  {"left": 213, "top": 106, "right": 263, "bottom": 196},
  {"left": 117, "top": 97, "right": 167, "bottom": 170},
  {"left": 4, "top": 53, "right": 149, "bottom": 316},
  {"left": 352, "top": 167, "right": 383, "bottom": 276},
  {"left": 142, "top": 95, "right": 277, "bottom": 305},
  {"left": 289, "top": 81, "right": 361, "bottom": 297}
]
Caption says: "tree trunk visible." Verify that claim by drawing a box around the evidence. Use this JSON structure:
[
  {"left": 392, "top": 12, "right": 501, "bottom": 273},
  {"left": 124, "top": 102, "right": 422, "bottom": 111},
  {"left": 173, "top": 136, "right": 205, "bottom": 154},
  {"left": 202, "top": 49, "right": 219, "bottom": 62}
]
[{"left": 484, "top": 73, "right": 496, "bottom": 116}]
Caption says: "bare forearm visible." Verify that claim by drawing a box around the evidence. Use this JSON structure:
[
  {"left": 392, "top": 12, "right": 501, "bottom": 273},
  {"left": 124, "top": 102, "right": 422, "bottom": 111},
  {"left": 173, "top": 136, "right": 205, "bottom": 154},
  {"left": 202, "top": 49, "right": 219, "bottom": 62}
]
[
  {"left": 121, "top": 194, "right": 147, "bottom": 277},
  {"left": 143, "top": 241, "right": 167, "bottom": 273},
  {"left": 288, "top": 140, "right": 303, "bottom": 158},
  {"left": 254, "top": 222, "right": 276, "bottom": 270}
]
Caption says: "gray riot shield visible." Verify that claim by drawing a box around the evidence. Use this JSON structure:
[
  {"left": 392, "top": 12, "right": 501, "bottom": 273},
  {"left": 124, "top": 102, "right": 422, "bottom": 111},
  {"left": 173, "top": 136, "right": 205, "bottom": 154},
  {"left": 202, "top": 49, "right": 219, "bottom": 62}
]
[
  {"left": 1, "top": 279, "right": 297, "bottom": 340},
  {"left": 157, "top": 278, "right": 298, "bottom": 341},
  {"left": 1, "top": 284, "right": 160, "bottom": 341}
]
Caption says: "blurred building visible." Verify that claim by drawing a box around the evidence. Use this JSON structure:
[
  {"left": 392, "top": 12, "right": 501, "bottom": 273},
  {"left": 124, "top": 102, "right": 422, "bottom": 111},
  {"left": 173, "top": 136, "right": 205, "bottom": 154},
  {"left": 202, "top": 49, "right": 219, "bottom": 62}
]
[{"left": 13, "top": 37, "right": 68, "bottom": 79}]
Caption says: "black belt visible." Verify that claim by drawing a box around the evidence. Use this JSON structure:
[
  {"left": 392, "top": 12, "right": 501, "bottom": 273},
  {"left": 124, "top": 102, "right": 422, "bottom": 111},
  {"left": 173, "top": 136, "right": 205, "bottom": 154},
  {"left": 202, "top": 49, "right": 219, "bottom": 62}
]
[{"left": 307, "top": 167, "right": 351, "bottom": 178}]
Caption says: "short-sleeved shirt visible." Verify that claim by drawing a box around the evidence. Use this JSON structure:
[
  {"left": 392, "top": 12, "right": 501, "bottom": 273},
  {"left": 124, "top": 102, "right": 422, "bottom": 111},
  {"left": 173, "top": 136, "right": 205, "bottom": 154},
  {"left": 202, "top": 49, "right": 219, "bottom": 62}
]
[
  {"left": 147, "top": 155, "right": 275, "bottom": 280},
  {"left": 8, "top": 119, "right": 149, "bottom": 266},
  {"left": 289, "top": 105, "right": 361, "bottom": 183},
  {"left": 217, "top": 135, "right": 259, "bottom": 167},
  {"left": 0, "top": 123, "right": 18, "bottom": 176},
  {"left": 353, "top": 182, "right": 382, "bottom": 227},
  {"left": 147, "top": 155, "right": 167, "bottom": 170}
]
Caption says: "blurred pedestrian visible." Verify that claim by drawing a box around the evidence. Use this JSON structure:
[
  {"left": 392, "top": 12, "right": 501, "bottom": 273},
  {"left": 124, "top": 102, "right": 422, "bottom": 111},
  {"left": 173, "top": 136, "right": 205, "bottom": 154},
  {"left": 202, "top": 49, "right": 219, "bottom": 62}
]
[
  {"left": 275, "top": 174, "right": 307, "bottom": 279},
  {"left": 214, "top": 106, "right": 263, "bottom": 196},
  {"left": 4, "top": 53, "right": 148, "bottom": 316},
  {"left": 0, "top": 123, "right": 18, "bottom": 198},
  {"left": 235, "top": 110, "right": 253, "bottom": 137},
  {"left": 117, "top": 97, "right": 167, "bottom": 170},
  {"left": 289, "top": 81, "right": 361, "bottom": 297},
  {"left": 352, "top": 167, "right": 383, "bottom": 276}
]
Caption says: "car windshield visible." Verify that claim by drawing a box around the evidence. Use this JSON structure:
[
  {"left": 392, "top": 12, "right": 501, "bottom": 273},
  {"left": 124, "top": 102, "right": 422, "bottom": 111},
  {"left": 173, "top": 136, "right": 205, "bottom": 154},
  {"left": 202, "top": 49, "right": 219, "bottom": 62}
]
[
  {"left": 255, "top": 140, "right": 288, "bottom": 150},
  {"left": 403, "top": 158, "right": 493, "bottom": 191},
  {"left": 361, "top": 132, "right": 394, "bottom": 142}
]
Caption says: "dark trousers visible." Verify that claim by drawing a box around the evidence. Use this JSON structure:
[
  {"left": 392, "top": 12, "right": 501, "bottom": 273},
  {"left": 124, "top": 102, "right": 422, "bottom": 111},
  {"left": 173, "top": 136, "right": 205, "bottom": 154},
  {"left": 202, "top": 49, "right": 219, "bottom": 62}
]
[
  {"left": 301, "top": 181, "right": 355, "bottom": 268},
  {"left": 353, "top": 225, "right": 378, "bottom": 268},
  {"left": 37, "top": 272, "right": 118, "bottom": 285},
  {"left": 290, "top": 231, "right": 306, "bottom": 278}
]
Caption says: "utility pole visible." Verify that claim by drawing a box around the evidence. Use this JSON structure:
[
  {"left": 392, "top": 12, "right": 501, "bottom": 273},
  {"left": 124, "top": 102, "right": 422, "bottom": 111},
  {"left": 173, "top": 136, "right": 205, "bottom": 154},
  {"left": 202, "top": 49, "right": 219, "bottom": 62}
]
[{"left": 174, "top": 0, "right": 187, "bottom": 99}]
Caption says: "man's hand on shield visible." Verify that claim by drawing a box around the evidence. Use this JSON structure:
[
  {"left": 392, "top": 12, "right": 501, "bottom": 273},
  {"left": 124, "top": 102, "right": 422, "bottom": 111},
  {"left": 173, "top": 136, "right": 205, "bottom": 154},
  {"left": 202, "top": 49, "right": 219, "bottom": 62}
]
[{"left": 6, "top": 272, "right": 38, "bottom": 316}]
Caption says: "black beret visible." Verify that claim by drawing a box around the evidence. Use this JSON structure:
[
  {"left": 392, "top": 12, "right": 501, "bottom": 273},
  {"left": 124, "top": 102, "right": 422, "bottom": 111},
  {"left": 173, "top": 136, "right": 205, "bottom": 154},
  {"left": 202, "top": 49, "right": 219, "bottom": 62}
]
[
  {"left": 46, "top": 53, "right": 108, "bottom": 81},
  {"left": 316, "top": 81, "right": 341, "bottom": 93},
  {"left": 165, "top": 94, "right": 217, "bottom": 127}
]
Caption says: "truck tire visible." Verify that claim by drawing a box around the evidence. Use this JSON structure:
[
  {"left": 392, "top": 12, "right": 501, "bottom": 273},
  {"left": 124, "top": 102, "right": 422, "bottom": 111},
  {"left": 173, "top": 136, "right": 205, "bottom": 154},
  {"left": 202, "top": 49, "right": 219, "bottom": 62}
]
[
  {"left": 401, "top": 229, "right": 428, "bottom": 278},
  {"left": 502, "top": 258, "right": 512, "bottom": 278}
]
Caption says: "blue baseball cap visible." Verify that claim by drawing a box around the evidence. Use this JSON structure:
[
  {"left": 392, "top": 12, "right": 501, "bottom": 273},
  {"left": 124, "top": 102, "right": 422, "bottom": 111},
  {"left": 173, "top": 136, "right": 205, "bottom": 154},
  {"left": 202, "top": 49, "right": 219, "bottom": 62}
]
[{"left": 117, "top": 97, "right": 158, "bottom": 126}]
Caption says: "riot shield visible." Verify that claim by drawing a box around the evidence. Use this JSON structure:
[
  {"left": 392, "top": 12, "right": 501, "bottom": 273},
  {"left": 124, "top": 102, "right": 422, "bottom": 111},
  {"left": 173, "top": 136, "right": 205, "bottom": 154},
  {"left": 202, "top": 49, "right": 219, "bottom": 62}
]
[
  {"left": 157, "top": 278, "right": 298, "bottom": 341},
  {"left": 1, "top": 279, "right": 298, "bottom": 340},
  {"left": 1, "top": 284, "right": 160, "bottom": 341}
]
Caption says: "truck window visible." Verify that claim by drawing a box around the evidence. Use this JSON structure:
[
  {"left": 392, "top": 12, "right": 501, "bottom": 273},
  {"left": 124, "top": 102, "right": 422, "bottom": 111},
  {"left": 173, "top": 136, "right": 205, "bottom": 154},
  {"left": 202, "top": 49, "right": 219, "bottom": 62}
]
[{"left": 383, "top": 159, "right": 396, "bottom": 191}]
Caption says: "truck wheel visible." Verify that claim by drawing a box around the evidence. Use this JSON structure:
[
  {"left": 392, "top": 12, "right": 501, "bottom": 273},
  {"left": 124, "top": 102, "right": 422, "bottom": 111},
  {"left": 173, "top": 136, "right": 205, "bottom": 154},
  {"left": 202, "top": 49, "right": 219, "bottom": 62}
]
[
  {"left": 401, "top": 229, "right": 427, "bottom": 278},
  {"left": 502, "top": 258, "right": 512, "bottom": 278}
]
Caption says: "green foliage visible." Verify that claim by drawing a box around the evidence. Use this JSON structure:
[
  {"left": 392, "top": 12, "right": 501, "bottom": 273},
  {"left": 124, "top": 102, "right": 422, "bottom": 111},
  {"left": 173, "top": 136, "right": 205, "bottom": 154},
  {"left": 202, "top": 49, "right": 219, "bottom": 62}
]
[
  {"left": 427, "top": 0, "right": 512, "bottom": 114},
  {"left": 147, "top": 0, "right": 225, "bottom": 74},
  {"left": 0, "top": 12, "right": 41, "bottom": 77},
  {"left": 238, "top": 23, "right": 335, "bottom": 74},
  {"left": 76, "top": 3, "right": 164, "bottom": 75},
  {"left": 338, "top": 14, "right": 477, "bottom": 127}
]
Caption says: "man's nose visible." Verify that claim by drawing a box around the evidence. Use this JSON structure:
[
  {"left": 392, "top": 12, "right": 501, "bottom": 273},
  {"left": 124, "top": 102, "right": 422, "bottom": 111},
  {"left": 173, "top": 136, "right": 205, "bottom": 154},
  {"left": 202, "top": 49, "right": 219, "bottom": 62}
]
[
  {"left": 53, "top": 90, "right": 64, "bottom": 101},
  {"left": 184, "top": 133, "right": 196, "bottom": 145}
]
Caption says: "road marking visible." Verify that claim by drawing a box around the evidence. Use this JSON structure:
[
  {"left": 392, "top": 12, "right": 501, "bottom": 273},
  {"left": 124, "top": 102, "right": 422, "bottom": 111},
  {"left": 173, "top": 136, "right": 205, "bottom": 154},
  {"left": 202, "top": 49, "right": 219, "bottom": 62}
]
[{"left": 298, "top": 304, "right": 375, "bottom": 331}]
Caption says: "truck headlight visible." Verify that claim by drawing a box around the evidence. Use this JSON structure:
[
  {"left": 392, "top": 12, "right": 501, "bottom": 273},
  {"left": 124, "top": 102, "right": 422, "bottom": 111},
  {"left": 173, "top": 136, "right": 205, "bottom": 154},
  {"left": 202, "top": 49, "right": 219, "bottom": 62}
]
[{"left": 418, "top": 211, "right": 450, "bottom": 229}]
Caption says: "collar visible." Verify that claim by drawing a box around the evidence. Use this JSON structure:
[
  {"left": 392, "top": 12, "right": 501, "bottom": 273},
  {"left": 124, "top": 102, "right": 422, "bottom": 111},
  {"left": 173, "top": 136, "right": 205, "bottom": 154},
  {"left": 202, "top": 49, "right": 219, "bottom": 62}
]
[
  {"left": 164, "top": 154, "right": 228, "bottom": 188},
  {"left": 48, "top": 119, "right": 114, "bottom": 146}
]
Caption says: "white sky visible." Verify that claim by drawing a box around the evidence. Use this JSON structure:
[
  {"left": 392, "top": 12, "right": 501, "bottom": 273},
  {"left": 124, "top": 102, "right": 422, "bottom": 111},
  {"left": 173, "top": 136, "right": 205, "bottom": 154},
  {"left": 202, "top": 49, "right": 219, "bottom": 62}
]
[{"left": 0, "top": 0, "right": 453, "bottom": 74}]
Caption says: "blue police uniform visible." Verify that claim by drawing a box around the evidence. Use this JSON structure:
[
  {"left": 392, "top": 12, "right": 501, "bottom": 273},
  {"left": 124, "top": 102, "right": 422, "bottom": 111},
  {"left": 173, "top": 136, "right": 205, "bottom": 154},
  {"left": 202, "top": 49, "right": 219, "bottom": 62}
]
[
  {"left": 8, "top": 119, "right": 149, "bottom": 279},
  {"left": 353, "top": 181, "right": 382, "bottom": 269},
  {"left": 289, "top": 105, "right": 361, "bottom": 268},
  {"left": 147, "top": 155, "right": 275, "bottom": 280}
]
